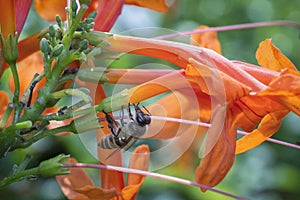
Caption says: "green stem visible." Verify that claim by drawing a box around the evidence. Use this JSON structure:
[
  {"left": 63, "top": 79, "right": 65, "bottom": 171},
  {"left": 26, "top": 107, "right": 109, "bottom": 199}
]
[
  {"left": 39, "top": 106, "right": 97, "bottom": 121},
  {"left": 10, "top": 62, "right": 21, "bottom": 123},
  {"left": 18, "top": 125, "right": 72, "bottom": 148},
  {"left": 0, "top": 121, "right": 32, "bottom": 138},
  {"left": 0, "top": 167, "right": 38, "bottom": 188}
]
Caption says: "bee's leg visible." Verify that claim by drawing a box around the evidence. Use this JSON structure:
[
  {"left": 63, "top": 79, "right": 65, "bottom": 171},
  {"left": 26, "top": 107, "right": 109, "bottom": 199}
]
[
  {"left": 120, "top": 105, "right": 125, "bottom": 126},
  {"left": 142, "top": 105, "right": 151, "bottom": 115},
  {"left": 103, "top": 110, "right": 119, "bottom": 137},
  {"left": 128, "top": 103, "right": 134, "bottom": 121}
]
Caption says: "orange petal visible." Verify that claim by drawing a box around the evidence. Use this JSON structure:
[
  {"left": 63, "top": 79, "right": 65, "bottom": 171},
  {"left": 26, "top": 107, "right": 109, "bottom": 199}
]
[
  {"left": 190, "top": 25, "right": 222, "bottom": 54},
  {"left": 0, "top": 0, "right": 16, "bottom": 38},
  {"left": 112, "top": 69, "right": 191, "bottom": 104},
  {"left": 187, "top": 59, "right": 251, "bottom": 103},
  {"left": 256, "top": 39, "right": 298, "bottom": 74},
  {"left": 258, "top": 74, "right": 300, "bottom": 116},
  {"left": 93, "top": 0, "right": 124, "bottom": 31},
  {"left": 0, "top": 91, "right": 9, "bottom": 116},
  {"left": 104, "top": 34, "right": 265, "bottom": 91},
  {"left": 56, "top": 158, "right": 95, "bottom": 199},
  {"left": 16, "top": 0, "right": 32, "bottom": 34},
  {"left": 122, "top": 145, "right": 150, "bottom": 200},
  {"left": 104, "top": 68, "right": 184, "bottom": 85},
  {"left": 236, "top": 110, "right": 288, "bottom": 154},
  {"left": 195, "top": 111, "right": 238, "bottom": 191},
  {"left": 74, "top": 185, "right": 118, "bottom": 200},
  {"left": 34, "top": 0, "right": 67, "bottom": 21},
  {"left": 125, "top": 0, "right": 168, "bottom": 12},
  {"left": 232, "top": 61, "right": 279, "bottom": 85},
  {"left": 147, "top": 89, "right": 201, "bottom": 139},
  {"left": 127, "top": 145, "right": 150, "bottom": 185},
  {"left": 17, "top": 33, "right": 40, "bottom": 62},
  {"left": 233, "top": 95, "right": 285, "bottom": 132}
]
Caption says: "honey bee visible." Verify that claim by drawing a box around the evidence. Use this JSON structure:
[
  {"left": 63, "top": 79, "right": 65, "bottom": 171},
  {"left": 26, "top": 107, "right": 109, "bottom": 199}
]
[{"left": 99, "top": 103, "right": 151, "bottom": 159}]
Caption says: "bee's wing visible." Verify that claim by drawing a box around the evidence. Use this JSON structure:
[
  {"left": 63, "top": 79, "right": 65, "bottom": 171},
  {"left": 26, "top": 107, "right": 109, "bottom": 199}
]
[
  {"left": 105, "top": 148, "right": 122, "bottom": 160},
  {"left": 123, "top": 136, "right": 138, "bottom": 151}
]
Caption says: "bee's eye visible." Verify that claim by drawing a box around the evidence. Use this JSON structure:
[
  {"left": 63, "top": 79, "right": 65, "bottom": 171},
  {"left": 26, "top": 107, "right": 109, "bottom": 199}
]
[{"left": 137, "top": 114, "right": 151, "bottom": 126}]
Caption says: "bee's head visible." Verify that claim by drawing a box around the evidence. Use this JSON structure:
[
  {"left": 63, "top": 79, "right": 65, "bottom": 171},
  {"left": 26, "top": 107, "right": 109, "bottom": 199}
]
[{"left": 136, "top": 114, "right": 151, "bottom": 126}]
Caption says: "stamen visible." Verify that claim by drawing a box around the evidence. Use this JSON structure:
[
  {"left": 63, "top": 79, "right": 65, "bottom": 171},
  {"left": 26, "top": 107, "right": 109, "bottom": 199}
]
[{"left": 150, "top": 116, "right": 300, "bottom": 150}]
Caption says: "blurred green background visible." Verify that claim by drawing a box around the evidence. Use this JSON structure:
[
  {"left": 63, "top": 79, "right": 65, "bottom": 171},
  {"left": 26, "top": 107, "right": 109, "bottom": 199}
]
[{"left": 1, "top": 0, "right": 300, "bottom": 199}]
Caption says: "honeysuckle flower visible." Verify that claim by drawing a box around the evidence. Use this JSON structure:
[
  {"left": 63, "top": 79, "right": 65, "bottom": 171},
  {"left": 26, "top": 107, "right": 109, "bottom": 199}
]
[
  {"left": 0, "top": 0, "right": 32, "bottom": 74},
  {"left": 56, "top": 145, "right": 150, "bottom": 200},
  {"left": 92, "top": 31, "right": 300, "bottom": 190},
  {"left": 34, "top": 0, "right": 169, "bottom": 31}
]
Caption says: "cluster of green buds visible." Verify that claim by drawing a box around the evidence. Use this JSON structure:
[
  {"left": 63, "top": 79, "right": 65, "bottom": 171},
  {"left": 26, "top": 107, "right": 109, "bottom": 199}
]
[{"left": 0, "top": 0, "right": 116, "bottom": 188}]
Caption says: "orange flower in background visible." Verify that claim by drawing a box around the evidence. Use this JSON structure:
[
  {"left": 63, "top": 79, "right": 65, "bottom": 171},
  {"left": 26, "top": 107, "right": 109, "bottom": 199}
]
[
  {"left": 34, "top": 0, "right": 169, "bottom": 31},
  {"left": 56, "top": 145, "right": 150, "bottom": 200},
  {"left": 190, "top": 25, "right": 222, "bottom": 54},
  {"left": 0, "top": 0, "right": 32, "bottom": 75}
]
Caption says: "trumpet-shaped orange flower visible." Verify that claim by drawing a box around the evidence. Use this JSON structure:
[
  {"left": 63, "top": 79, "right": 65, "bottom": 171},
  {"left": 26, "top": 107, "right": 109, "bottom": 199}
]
[
  {"left": 0, "top": 0, "right": 32, "bottom": 74},
  {"left": 34, "top": 0, "right": 168, "bottom": 31},
  {"left": 97, "top": 32, "right": 300, "bottom": 190},
  {"left": 56, "top": 145, "right": 150, "bottom": 200}
]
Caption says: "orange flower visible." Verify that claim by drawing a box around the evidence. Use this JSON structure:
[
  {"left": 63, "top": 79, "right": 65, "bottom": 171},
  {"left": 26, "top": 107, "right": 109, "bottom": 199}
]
[
  {"left": 34, "top": 0, "right": 168, "bottom": 31},
  {"left": 95, "top": 33, "right": 300, "bottom": 190},
  {"left": 56, "top": 145, "right": 150, "bottom": 200},
  {"left": 190, "top": 25, "right": 222, "bottom": 54},
  {"left": 0, "top": 0, "right": 32, "bottom": 74}
]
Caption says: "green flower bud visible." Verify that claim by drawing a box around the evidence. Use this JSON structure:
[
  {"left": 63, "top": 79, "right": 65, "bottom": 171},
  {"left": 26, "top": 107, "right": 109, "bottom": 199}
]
[
  {"left": 0, "top": 33, "right": 19, "bottom": 65},
  {"left": 56, "top": 15, "right": 62, "bottom": 28},
  {"left": 52, "top": 44, "right": 64, "bottom": 57},
  {"left": 87, "top": 11, "right": 97, "bottom": 19},
  {"left": 38, "top": 154, "right": 70, "bottom": 177},
  {"left": 78, "top": 39, "right": 89, "bottom": 51},
  {"left": 70, "top": 113, "right": 103, "bottom": 134},
  {"left": 49, "top": 26, "right": 56, "bottom": 38},
  {"left": 71, "top": 0, "right": 78, "bottom": 13},
  {"left": 79, "top": 0, "right": 91, "bottom": 5},
  {"left": 84, "top": 18, "right": 94, "bottom": 24},
  {"left": 40, "top": 38, "right": 51, "bottom": 55}
]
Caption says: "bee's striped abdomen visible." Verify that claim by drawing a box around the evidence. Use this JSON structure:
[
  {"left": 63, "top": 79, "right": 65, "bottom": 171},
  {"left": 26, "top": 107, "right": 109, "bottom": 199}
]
[{"left": 99, "top": 134, "right": 126, "bottom": 149}]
